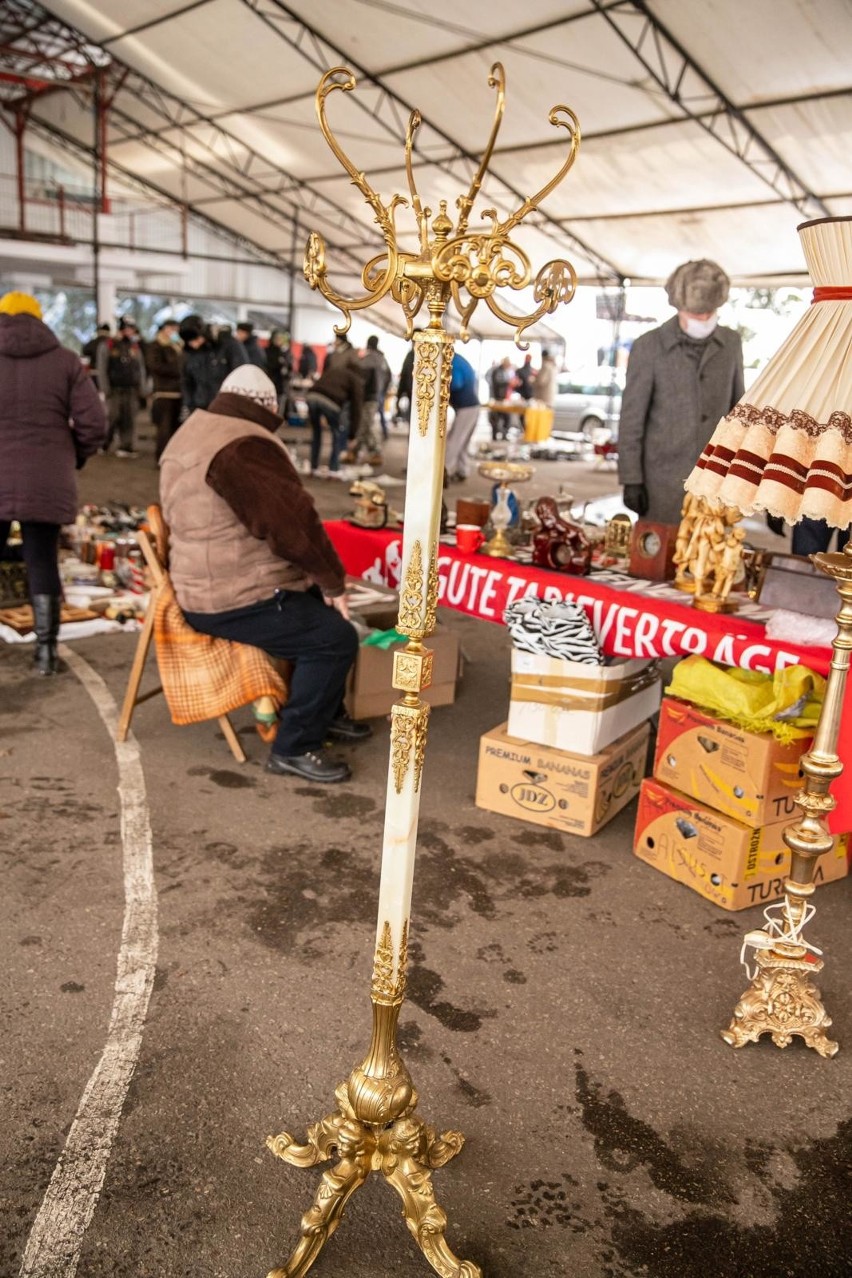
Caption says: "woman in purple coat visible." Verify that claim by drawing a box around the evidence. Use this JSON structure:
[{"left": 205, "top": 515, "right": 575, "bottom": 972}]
[{"left": 0, "top": 293, "right": 107, "bottom": 673}]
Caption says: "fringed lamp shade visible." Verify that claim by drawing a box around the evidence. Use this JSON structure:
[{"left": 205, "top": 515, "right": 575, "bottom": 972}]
[{"left": 686, "top": 216, "right": 852, "bottom": 528}]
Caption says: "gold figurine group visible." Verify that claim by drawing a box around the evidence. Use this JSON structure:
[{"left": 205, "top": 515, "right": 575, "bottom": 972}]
[{"left": 674, "top": 493, "right": 747, "bottom": 610}]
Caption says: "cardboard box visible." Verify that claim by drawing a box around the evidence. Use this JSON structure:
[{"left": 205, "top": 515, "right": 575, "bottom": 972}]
[
  {"left": 653, "top": 696, "right": 809, "bottom": 828},
  {"left": 476, "top": 720, "right": 650, "bottom": 837},
  {"left": 634, "top": 777, "right": 849, "bottom": 911},
  {"left": 507, "top": 651, "right": 661, "bottom": 756},
  {"left": 345, "top": 605, "right": 461, "bottom": 720}
]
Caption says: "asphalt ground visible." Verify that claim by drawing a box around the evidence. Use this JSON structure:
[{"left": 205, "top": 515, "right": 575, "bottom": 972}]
[{"left": 2, "top": 416, "right": 849, "bottom": 1278}]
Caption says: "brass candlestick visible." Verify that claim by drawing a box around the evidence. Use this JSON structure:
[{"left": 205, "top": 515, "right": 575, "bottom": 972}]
[
  {"left": 265, "top": 65, "right": 579, "bottom": 1276},
  {"left": 722, "top": 547, "right": 852, "bottom": 1057}
]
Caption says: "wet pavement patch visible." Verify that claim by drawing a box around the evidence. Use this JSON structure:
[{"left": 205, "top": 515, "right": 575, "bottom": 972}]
[
  {"left": 516, "top": 860, "right": 610, "bottom": 901},
  {"left": 405, "top": 941, "right": 495, "bottom": 1033},
  {"left": 246, "top": 843, "right": 376, "bottom": 955},
  {"left": 310, "top": 792, "right": 378, "bottom": 819},
  {"left": 514, "top": 827, "right": 565, "bottom": 851},
  {"left": 508, "top": 1173, "right": 588, "bottom": 1231},
  {"left": 209, "top": 769, "right": 255, "bottom": 789},
  {"left": 397, "top": 1019, "right": 432, "bottom": 1060},
  {"left": 606, "top": 1117, "right": 852, "bottom": 1278},
  {"left": 60, "top": 981, "right": 85, "bottom": 993},
  {"left": 574, "top": 1053, "right": 721, "bottom": 1203},
  {"left": 458, "top": 825, "right": 495, "bottom": 845}
]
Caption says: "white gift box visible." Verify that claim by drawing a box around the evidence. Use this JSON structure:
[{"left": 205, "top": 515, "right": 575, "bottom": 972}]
[{"left": 507, "top": 650, "right": 661, "bottom": 756}]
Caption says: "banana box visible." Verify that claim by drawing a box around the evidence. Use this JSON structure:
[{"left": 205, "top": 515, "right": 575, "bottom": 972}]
[
  {"left": 634, "top": 777, "right": 849, "bottom": 911},
  {"left": 653, "top": 696, "right": 809, "bottom": 828},
  {"left": 476, "top": 720, "right": 649, "bottom": 837}
]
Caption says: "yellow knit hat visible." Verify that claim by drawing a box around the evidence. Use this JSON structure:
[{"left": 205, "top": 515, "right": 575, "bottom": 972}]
[{"left": 0, "top": 291, "right": 43, "bottom": 319}]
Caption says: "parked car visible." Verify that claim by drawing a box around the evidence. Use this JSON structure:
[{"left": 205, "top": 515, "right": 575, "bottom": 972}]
[{"left": 551, "top": 372, "right": 622, "bottom": 439}]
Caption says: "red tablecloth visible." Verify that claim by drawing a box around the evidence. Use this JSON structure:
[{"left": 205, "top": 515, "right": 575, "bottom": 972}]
[{"left": 327, "top": 520, "right": 851, "bottom": 830}]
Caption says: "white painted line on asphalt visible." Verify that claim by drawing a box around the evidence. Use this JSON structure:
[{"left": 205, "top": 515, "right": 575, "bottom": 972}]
[{"left": 19, "top": 645, "right": 158, "bottom": 1278}]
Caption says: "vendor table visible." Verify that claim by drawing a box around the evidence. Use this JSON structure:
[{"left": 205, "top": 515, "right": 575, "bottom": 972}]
[{"left": 327, "top": 520, "right": 851, "bottom": 831}]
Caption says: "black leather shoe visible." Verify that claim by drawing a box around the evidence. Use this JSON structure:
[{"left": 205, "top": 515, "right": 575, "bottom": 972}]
[
  {"left": 327, "top": 714, "right": 372, "bottom": 742},
  {"left": 265, "top": 749, "right": 351, "bottom": 783}
]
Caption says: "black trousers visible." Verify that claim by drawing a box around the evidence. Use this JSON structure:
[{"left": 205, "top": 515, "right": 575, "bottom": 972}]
[
  {"left": 791, "top": 517, "right": 850, "bottom": 557},
  {"left": 184, "top": 586, "right": 358, "bottom": 756},
  {"left": 0, "top": 521, "right": 61, "bottom": 595},
  {"left": 152, "top": 396, "right": 182, "bottom": 461},
  {"left": 106, "top": 388, "right": 137, "bottom": 450}
]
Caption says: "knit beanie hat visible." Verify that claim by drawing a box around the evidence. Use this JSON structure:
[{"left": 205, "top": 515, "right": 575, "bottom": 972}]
[
  {"left": 665, "top": 260, "right": 730, "bottom": 312},
  {"left": 0, "top": 291, "right": 42, "bottom": 319},
  {"left": 220, "top": 365, "right": 279, "bottom": 411}
]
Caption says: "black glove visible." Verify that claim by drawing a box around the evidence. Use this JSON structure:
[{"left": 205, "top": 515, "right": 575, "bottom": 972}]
[
  {"left": 623, "top": 483, "right": 649, "bottom": 518},
  {"left": 766, "top": 513, "right": 785, "bottom": 537}
]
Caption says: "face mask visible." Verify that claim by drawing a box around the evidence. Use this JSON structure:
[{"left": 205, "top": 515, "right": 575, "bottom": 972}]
[{"left": 683, "top": 315, "right": 717, "bottom": 340}]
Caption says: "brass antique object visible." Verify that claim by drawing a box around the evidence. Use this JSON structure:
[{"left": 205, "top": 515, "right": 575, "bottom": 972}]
[
  {"left": 603, "top": 511, "right": 633, "bottom": 564},
  {"left": 349, "top": 479, "right": 400, "bottom": 529},
  {"left": 477, "top": 460, "right": 534, "bottom": 557},
  {"left": 266, "top": 65, "right": 580, "bottom": 1277},
  {"left": 722, "top": 546, "right": 852, "bottom": 1058}
]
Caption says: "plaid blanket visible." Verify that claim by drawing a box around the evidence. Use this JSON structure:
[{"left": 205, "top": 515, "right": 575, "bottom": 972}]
[{"left": 153, "top": 579, "right": 286, "bottom": 725}]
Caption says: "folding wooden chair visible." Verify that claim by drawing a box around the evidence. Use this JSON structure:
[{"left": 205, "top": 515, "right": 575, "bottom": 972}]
[{"left": 116, "top": 505, "right": 246, "bottom": 762}]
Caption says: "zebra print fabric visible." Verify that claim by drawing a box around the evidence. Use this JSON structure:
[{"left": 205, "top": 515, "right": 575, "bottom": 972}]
[{"left": 504, "top": 598, "right": 604, "bottom": 665}]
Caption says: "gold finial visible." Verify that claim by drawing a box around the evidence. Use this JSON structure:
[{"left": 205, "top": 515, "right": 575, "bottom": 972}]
[{"left": 432, "top": 200, "right": 453, "bottom": 239}]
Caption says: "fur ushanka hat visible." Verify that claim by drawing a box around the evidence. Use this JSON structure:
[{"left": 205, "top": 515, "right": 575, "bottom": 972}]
[{"left": 665, "top": 259, "right": 730, "bottom": 312}]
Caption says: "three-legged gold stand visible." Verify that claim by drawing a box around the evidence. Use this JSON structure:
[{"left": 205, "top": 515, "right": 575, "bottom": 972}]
[{"left": 267, "top": 1002, "right": 481, "bottom": 1278}]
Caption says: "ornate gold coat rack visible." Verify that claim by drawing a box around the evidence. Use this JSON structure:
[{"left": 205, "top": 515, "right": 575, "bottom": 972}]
[{"left": 266, "top": 64, "right": 579, "bottom": 1277}]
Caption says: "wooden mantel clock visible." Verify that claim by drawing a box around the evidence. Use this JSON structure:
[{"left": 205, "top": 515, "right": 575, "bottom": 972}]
[{"left": 628, "top": 520, "right": 678, "bottom": 581}]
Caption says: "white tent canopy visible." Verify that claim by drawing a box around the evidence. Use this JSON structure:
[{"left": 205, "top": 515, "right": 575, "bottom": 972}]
[{"left": 6, "top": 0, "right": 852, "bottom": 321}]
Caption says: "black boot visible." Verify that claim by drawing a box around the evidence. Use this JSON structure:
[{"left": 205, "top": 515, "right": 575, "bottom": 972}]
[{"left": 32, "top": 594, "right": 61, "bottom": 676}]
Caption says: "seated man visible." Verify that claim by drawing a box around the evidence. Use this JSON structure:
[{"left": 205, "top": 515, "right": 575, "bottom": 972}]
[{"left": 160, "top": 365, "right": 369, "bottom": 783}]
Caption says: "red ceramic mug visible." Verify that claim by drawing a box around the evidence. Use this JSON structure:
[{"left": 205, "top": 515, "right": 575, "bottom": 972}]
[{"left": 456, "top": 523, "right": 485, "bottom": 553}]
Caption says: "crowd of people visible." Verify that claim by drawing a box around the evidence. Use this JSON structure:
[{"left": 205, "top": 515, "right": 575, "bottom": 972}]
[
  {"left": 79, "top": 315, "right": 562, "bottom": 481},
  {"left": 81, "top": 315, "right": 325, "bottom": 464}
]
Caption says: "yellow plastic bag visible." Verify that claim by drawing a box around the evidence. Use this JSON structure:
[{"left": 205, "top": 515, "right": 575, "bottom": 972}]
[{"left": 666, "top": 656, "right": 824, "bottom": 743}]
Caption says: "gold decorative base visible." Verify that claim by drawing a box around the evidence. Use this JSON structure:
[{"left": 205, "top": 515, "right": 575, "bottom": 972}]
[
  {"left": 673, "top": 575, "right": 696, "bottom": 593},
  {"left": 693, "top": 592, "right": 737, "bottom": 613},
  {"left": 481, "top": 528, "right": 513, "bottom": 557},
  {"left": 267, "top": 1083, "right": 481, "bottom": 1278},
  {"left": 722, "top": 945, "right": 838, "bottom": 1057}
]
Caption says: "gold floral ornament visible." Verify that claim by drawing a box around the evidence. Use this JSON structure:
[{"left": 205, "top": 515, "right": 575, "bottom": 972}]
[
  {"left": 302, "top": 61, "right": 580, "bottom": 345},
  {"left": 303, "top": 231, "right": 326, "bottom": 290}
]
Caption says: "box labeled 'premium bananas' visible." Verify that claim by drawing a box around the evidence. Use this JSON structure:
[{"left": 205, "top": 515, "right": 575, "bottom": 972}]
[
  {"left": 634, "top": 777, "right": 849, "bottom": 911},
  {"left": 653, "top": 696, "right": 808, "bottom": 828},
  {"left": 477, "top": 720, "right": 649, "bottom": 837}
]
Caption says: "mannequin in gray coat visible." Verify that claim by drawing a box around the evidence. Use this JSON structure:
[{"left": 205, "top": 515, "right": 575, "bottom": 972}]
[{"left": 618, "top": 260, "right": 745, "bottom": 526}]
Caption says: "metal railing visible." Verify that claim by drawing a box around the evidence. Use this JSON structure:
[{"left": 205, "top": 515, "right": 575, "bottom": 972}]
[{"left": 0, "top": 173, "right": 187, "bottom": 254}]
